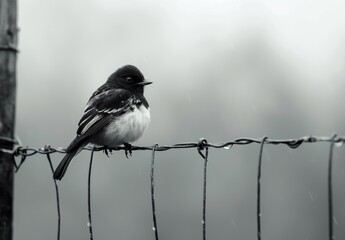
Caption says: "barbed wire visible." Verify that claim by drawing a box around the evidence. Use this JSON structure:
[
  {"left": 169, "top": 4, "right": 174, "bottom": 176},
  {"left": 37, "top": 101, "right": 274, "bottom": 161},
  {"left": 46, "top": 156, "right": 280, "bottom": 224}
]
[{"left": 0, "top": 135, "right": 343, "bottom": 240}]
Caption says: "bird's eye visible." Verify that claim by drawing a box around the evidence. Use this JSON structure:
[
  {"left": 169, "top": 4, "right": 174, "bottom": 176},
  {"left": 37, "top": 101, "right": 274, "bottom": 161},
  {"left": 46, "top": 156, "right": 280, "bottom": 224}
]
[{"left": 126, "top": 77, "right": 133, "bottom": 82}]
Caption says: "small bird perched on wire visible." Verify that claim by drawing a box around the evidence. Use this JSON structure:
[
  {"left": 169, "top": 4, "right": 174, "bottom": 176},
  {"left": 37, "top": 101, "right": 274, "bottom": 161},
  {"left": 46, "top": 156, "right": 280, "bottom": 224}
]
[{"left": 53, "top": 65, "right": 152, "bottom": 180}]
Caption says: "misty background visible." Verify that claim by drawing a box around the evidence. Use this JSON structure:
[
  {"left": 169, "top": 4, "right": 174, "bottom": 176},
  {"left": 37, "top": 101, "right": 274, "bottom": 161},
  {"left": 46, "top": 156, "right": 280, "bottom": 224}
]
[{"left": 14, "top": 0, "right": 345, "bottom": 239}]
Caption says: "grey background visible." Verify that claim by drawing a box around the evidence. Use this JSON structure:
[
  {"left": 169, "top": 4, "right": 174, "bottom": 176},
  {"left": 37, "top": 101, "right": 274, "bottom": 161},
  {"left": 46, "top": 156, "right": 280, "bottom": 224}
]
[{"left": 14, "top": 0, "right": 345, "bottom": 239}]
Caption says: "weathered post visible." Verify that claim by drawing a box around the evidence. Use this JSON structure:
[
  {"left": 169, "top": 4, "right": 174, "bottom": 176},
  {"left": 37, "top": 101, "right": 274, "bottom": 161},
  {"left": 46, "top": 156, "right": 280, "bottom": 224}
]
[{"left": 0, "top": 0, "right": 18, "bottom": 239}]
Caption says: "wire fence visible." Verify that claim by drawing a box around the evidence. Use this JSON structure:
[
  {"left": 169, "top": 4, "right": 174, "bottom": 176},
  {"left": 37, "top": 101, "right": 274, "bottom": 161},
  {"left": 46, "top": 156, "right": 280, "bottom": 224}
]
[{"left": 0, "top": 135, "right": 343, "bottom": 240}]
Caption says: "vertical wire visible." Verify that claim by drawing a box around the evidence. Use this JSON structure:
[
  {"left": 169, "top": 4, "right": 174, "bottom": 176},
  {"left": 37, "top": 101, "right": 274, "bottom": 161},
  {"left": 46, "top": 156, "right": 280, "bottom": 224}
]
[
  {"left": 88, "top": 147, "right": 95, "bottom": 240},
  {"left": 46, "top": 153, "right": 61, "bottom": 240},
  {"left": 328, "top": 135, "right": 336, "bottom": 240},
  {"left": 197, "top": 139, "right": 208, "bottom": 240},
  {"left": 150, "top": 144, "right": 159, "bottom": 240},
  {"left": 202, "top": 147, "right": 209, "bottom": 240},
  {"left": 257, "top": 137, "right": 267, "bottom": 240}
]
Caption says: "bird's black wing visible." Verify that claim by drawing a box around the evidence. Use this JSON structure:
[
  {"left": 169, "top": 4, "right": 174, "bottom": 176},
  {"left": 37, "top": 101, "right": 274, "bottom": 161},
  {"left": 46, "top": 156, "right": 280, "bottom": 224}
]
[{"left": 66, "top": 86, "right": 138, "bottom": 152}]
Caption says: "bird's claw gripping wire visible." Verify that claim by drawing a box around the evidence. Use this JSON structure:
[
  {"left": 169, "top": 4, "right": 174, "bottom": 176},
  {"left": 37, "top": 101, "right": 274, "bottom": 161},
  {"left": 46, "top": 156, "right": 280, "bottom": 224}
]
[
  {"left": 103, "top": 147, "right": 113, "bottom": 157},
  {"left": 124, "top": 143, "right": 133, "bottom": 158}
]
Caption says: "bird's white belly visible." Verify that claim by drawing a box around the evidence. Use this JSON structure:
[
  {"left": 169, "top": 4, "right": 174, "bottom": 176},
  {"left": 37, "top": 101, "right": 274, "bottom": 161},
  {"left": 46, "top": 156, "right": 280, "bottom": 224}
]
[{"left": 94, "top": 105, "right": 150, "bottom": 147}]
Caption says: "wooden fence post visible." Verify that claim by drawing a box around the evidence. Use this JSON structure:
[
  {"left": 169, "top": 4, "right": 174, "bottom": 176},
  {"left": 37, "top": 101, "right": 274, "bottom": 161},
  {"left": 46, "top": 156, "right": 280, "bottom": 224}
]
[{"left": 0, "top": 0, "right": 18, "bottom": 239}]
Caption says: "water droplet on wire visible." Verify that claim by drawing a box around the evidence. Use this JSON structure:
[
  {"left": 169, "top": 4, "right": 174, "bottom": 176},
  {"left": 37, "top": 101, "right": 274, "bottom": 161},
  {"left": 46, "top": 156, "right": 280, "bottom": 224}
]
[
  {"left": 335, "top": 141, "right": 343, "bottom": 147},
  {"left": 87, "top": 221, "right": 92, "bottom": 227},
  {"left": 224, "top": 144, "right": 232, "bottom": 150}
]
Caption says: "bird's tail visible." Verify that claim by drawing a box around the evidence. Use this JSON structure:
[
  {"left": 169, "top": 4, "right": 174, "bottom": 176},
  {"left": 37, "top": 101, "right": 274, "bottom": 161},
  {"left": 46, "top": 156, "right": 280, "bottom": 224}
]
[{"left": 53, "top": 143, "right": 86, "bottom": 180}]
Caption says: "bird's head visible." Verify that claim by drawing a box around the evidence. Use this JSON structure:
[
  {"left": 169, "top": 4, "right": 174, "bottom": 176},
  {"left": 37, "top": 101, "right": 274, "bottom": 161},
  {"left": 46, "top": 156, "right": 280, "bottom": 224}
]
[{"left": 107, "top": 65, "right": 152, "bottom": 93}]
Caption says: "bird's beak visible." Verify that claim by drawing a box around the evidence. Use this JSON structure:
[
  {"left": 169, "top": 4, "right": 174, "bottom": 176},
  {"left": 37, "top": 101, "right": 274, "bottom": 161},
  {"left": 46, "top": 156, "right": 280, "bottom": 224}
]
[{"left": 137, "top": 81, "right": 152, "bottom": 86}]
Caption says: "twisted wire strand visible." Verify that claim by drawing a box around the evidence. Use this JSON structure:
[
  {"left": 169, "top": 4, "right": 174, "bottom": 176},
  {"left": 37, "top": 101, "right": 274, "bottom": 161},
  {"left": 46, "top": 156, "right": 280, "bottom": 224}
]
[{"left": 6, "top": 136, "right": 344, "bottom": 159}]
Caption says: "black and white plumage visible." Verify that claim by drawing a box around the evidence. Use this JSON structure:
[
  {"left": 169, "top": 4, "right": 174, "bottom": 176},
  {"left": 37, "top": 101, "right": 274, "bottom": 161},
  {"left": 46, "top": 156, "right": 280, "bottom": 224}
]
[{"left": 53, "top": 65, "right": 152, "bottom": 180}]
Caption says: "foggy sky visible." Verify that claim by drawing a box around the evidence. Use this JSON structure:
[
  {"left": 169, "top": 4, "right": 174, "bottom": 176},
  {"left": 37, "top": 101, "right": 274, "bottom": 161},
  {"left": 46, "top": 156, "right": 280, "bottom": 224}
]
[{"left": 14, "top": 0, "right": 345, "bottom": 239}]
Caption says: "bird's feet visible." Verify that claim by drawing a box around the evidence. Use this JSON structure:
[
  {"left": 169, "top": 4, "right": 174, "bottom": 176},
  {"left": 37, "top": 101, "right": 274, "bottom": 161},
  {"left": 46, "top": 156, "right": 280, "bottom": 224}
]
[
  {"left": 103, "top": 146, "right": 113, "bottom": 157},
  {"left": 124, "top": 143, "right": 132, "bottom": 159}
]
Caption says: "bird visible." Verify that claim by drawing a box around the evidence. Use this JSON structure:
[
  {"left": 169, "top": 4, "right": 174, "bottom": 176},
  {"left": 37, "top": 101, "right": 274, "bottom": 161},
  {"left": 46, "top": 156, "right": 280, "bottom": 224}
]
[{"left": 53, "top": 65, "right": 152, "bottom": 180}]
